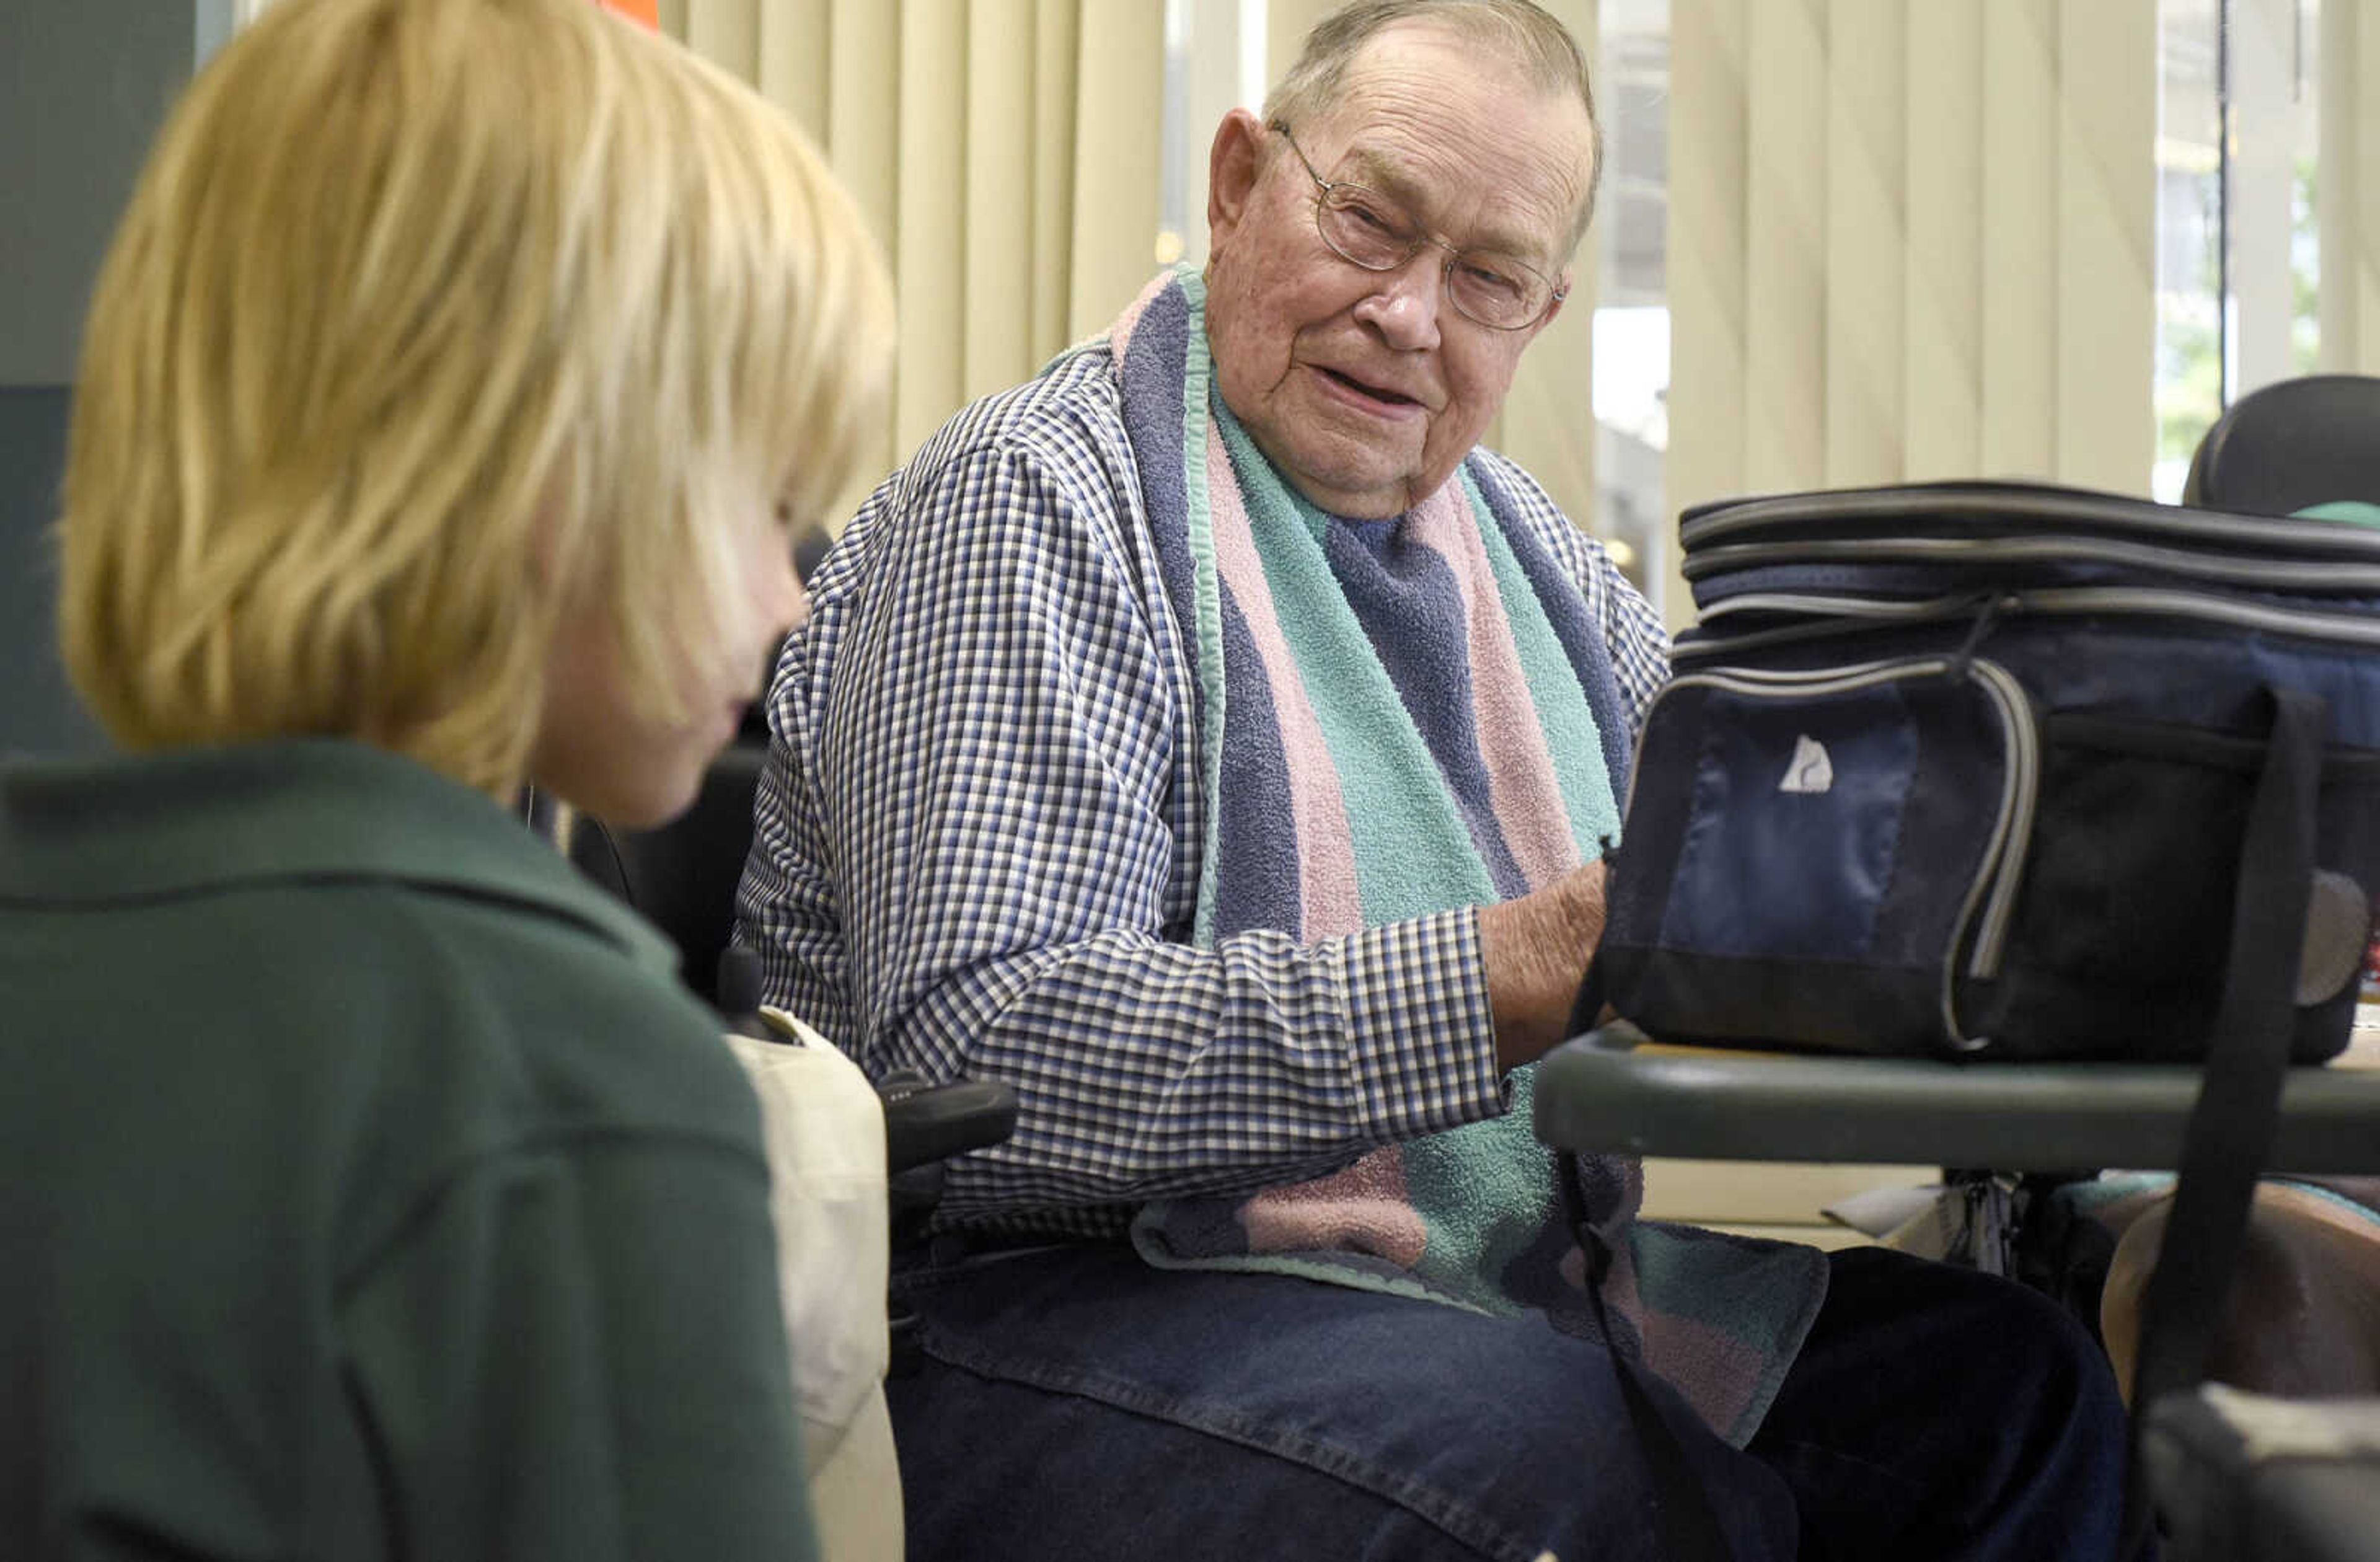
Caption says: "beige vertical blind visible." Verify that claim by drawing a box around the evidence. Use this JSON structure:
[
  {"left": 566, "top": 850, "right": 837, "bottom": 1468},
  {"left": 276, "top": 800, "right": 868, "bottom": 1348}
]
[
  {"left": 668, "top": 0, "right": 1166, "bottom": 486},
  {"left": 2322, "top": 0, "right": 2380, "bottom": 373},
  {"left": 1668, "top": 0, "right": 2157, "bottom": 623},
  {"left": 1488, "top": 0, "right": 1600, "bottom": 539},
  {"left": 677, "top": 0, "right": 1603, "bottom": 534}
]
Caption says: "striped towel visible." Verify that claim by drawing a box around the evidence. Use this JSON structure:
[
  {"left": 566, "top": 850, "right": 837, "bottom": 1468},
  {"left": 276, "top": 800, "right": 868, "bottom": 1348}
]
[{"left": 1112, "top": 266, "right": 1826, "bottom": 1446}]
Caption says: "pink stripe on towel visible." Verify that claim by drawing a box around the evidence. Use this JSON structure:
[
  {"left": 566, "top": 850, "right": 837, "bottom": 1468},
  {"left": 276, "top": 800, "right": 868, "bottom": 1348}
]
[
  {"left": 1407, "top": 483, "right": 1580, "bottom": 889},
  {"left": 1204, "top": 437, "right": 1365, "bottom": 938},
  {"left": 1240, "top": 1147, "right": 1429, "bottom": 1266}
]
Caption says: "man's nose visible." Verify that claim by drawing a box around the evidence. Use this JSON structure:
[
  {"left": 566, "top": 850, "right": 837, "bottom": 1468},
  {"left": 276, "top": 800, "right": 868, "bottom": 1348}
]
[{"left": 1351, "top": 252, "right": 1445, "bottom": 351}]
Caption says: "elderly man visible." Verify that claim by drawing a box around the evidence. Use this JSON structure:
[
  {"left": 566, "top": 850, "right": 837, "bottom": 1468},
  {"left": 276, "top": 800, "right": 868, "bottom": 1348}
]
[{"left": 741, "top": 1, "right": 2131, "bottom": 1555}]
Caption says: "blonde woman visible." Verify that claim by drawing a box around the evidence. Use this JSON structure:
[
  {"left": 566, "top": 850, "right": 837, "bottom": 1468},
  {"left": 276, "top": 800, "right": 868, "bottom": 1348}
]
[{"left": 0, "top": 0, "right": 891, "bottom": 1557}]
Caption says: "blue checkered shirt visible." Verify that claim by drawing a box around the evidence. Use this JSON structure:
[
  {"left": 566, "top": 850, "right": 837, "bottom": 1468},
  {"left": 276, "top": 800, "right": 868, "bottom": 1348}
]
[{"left": 737, "top": 340, "right": 1670, "bottom": 1237}]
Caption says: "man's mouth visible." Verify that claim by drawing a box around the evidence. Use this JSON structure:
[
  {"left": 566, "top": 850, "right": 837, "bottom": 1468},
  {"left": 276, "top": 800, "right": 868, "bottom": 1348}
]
[{"left": 1318, "top": 366, "right": 1420, "bottom": 407}]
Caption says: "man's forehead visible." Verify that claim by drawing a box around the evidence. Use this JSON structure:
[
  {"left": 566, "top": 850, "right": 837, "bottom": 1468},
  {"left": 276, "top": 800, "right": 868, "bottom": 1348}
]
[
  {"left": 1347, "top": 139, "right": 1569, "bottom": 231},
  {"left": 1310, "top": 25, "right": 1593, "bottom": 255},
  {"left": 1321, "top": 118, "right": 1589, "bottom": 263}
]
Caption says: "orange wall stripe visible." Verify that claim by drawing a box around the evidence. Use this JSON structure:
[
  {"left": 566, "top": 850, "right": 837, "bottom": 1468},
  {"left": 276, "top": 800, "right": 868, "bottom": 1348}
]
[{"left": 598, "top": 0, "right": 659, "bottom": 30}]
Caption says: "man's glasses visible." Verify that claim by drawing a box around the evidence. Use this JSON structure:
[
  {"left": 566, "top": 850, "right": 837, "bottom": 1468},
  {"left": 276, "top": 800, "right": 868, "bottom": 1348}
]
[{"left": 1271, "top": 121, "right": 1564, "bottom": 333}]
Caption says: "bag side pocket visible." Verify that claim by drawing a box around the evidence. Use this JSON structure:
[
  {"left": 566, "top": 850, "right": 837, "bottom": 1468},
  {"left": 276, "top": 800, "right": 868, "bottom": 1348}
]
[
  {"left": 1972, "top": 712, "right": 2380, "bottom": 1062},
  {"left": 1602, "top": 658, "right": 2028, "bottom": 1056}
]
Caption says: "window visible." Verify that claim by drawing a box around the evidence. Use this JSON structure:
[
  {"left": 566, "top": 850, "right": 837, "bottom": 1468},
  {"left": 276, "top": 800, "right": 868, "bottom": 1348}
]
[
  {"left": 1592, "top": 0, "right": 1671, "bottom": 611},
  {"left": 2155, "top": 0, "right": 2324, "bottom": 500}
]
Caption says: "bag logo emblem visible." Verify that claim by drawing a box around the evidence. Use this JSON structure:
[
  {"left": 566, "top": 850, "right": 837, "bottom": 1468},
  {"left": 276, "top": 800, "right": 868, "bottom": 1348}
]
[{"left": 1779, "top": 735, "right": 1834, "bottom": 795}]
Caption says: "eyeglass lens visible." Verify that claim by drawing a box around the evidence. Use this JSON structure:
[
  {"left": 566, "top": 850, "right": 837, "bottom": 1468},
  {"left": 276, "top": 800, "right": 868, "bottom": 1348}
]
[
  {"left": 1313, "top": 188, "right": 1545, "bottom": 327},
  {"left": 1276, "top": 123, "right": 1553, "bottom": 330}
]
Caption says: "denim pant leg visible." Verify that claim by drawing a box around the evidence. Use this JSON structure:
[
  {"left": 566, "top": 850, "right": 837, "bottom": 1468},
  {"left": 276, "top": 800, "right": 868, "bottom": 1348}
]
[
  {"left": 884, "top": 1240, "right": 1799, "bottom": 1562},
  {"left": 1750, "top": 1246, "right": 2135, "bottom": 1562}
]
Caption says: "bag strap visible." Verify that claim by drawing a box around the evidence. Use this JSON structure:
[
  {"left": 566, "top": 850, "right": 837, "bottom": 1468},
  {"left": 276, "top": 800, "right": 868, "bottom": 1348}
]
[
  {"left": 1564, "top": 868, "right": 1736, "bottom": 1557},
  {"left": 1556, "top": 1148, "right": 1738, "bottom": 1562},
  {"left": 1567, "top": 919, "right": 1612, "bottom": 1041},
  {"left": 2122, "top": 685, "right": 2327, "bottom": 1550}
]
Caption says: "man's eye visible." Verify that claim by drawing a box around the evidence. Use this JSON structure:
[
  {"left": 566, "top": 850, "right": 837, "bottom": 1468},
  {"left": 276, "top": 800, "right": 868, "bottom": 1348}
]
[
  {"left": 1338, "top": 195, "right": 1401, "bottom": 236},
  {"left": 1461, "top": 261, "right": 1527, "bottom": 302}
]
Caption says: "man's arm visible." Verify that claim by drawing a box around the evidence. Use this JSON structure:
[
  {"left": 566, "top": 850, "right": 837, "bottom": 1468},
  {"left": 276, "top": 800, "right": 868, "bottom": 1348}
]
[
  {"left": 1478, "top": 858, "right": 1608, "bottom": 1071},
  {"left": 747, "top": 437, "right": 1511, "bottom": 1219},
  {"left": 1464, "top": 451, "right": 1663, "bottom": 1057}
]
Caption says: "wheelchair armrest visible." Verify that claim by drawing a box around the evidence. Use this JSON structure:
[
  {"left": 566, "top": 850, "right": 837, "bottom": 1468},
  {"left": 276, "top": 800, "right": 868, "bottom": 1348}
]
[
  {"left": 2144, "top": 1384, "right": 2380, "bottom": 1562},
  {"left": 876, "top": 1071, "right": 1023, "bottom": 1369},
  {"left": 877, "top": 1072, "right": 1020, "bottom": 1175},
  {"left": 715, "top": 948, "right": 1020, "bottom": 1174}
]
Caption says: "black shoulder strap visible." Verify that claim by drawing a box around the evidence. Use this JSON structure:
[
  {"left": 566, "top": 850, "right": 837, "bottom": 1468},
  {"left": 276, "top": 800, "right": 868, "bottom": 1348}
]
[
  {"left": 1558, "top": 1146, "right": 1739, "bottom": 1562},
  {"left": 2124, "top": 685, "right": 2327, "bottom": 1550}
]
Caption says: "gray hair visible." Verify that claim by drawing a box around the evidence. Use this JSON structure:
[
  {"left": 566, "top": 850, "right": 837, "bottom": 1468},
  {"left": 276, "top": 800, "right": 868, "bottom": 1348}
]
[{"left": 1261, "top": 0, "right": 1602, "bottom": 245}]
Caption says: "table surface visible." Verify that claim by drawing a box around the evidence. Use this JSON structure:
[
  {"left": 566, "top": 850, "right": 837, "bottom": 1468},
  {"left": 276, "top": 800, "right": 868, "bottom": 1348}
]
[{"left": 1532, "top": 1024, "right": 2380, "bottom": 1174}]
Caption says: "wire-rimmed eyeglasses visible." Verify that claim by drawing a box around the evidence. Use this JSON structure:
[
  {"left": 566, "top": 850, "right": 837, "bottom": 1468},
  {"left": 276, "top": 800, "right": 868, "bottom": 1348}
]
[{"left": 1271, "top": 120, "right": 1564, "bottom": 332}]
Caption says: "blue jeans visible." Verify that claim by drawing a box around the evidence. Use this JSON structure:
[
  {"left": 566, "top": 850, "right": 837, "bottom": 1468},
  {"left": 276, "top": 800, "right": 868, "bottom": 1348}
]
[{"left": 885, "top": 1242, "right": 2130, "bottom": 1560}]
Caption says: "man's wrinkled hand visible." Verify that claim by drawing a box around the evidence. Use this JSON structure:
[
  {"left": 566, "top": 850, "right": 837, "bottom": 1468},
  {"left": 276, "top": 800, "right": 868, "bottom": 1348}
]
[{"left": 1476, "top": 860, "right": 1607, "bottom": 1074}]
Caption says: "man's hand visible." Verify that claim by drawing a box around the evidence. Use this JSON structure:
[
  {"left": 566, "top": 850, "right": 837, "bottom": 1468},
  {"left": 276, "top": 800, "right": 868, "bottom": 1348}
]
[{"left": 1476, "top": 860, "right": 1607, "bottom": 1074}]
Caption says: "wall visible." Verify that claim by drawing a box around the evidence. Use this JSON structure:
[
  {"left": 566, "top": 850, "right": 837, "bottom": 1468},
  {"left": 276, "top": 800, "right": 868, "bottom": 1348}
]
[
  {"left": 1, "top": 1, "right": 200, "bottom": 754},
  {"left": 0, "top": 387, "right": 94, "bottom": 756}
]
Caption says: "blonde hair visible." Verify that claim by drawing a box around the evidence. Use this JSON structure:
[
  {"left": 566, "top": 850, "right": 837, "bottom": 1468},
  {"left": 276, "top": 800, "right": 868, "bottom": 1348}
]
[
  {"left": 1263, "top": 0, "right": 1602, "bottom": 247},
  {"left": 58, "top": 0, "right": 893, "bottom": 796}
]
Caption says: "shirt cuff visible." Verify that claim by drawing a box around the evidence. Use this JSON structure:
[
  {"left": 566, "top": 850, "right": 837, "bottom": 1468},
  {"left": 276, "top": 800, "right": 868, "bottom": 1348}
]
[{"left": 1339, "top": 907, "right": 1505, "bottom": 1141}]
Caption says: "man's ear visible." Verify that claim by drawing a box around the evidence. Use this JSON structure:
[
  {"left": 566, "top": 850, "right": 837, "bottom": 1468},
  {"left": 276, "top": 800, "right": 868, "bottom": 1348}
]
[{"left": 1206, "top": 108, "right": 1267, "bottom": 249}]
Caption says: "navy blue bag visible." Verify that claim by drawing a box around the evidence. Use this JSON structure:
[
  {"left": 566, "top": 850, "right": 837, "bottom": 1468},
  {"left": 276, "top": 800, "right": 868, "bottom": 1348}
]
[
  {"left": 1572, "top": 479, "right": 2380, "bottom": 1560},
  {"left": 1593, "top": 480, "right": 2380, "bottom": 1065}
]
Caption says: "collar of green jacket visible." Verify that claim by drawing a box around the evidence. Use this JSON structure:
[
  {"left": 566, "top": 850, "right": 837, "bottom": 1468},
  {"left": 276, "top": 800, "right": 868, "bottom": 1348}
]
[{"left": 0, "top": 738, "right": 677, "bottom": 977}]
